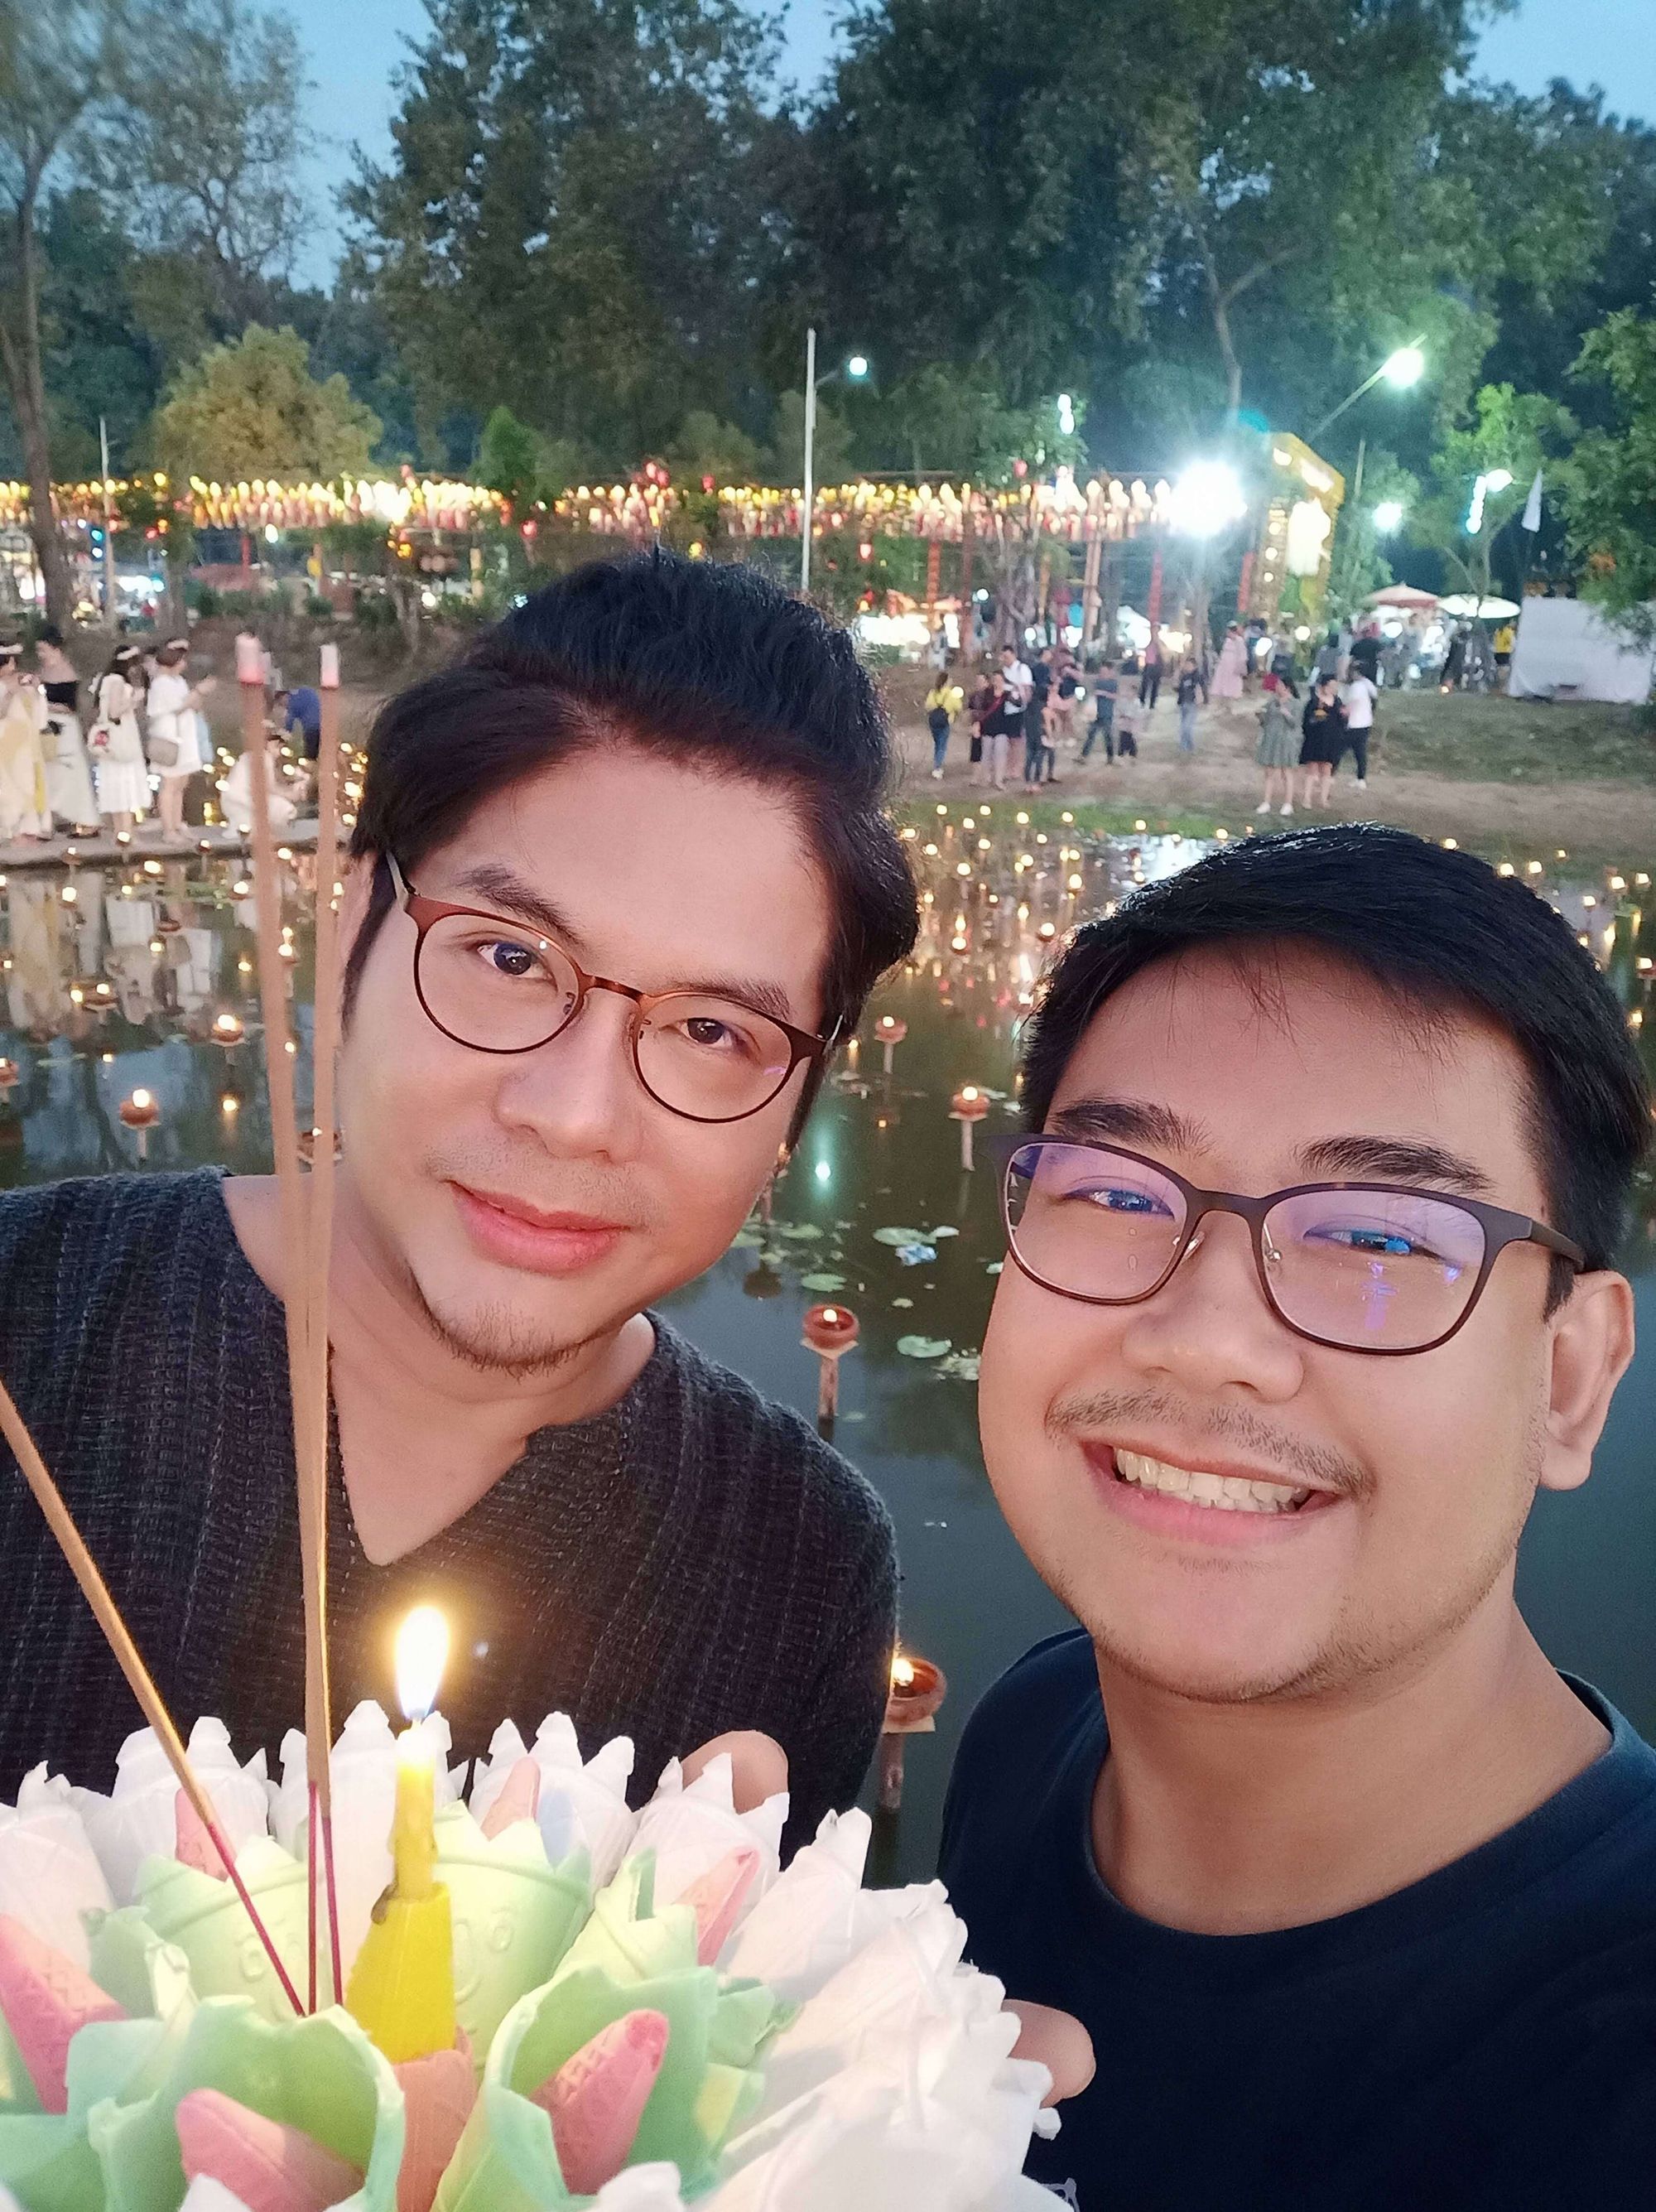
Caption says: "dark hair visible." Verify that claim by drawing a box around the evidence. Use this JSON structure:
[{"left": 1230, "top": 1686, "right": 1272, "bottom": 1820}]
[
  {"left": 153, "top": 641, "right": 189, "bottom": 669},
  {"left": 1020, "top": 825, "right": 1650, "bottom": 1285},
  {"left": 36, "top": 624, "right": 63, "bottom": 649},
  {"left": 347, "top": 547, "right": 917, "bottom": 1101}
]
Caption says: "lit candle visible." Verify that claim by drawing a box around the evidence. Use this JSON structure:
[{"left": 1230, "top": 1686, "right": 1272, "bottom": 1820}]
[
  {"left": 344, "top": 1607, "right": 456, "bottom": 2064},
  {"left": 875, "top": 1014, "right": 907, "bottom": 1075},
  {"left": 801, "top": 1302, "right": 859, "bottom": 1427},
  {"left": 950, "top": 1084, "right": 989, "bottom": 1172},
  {"left": 879, "top": 1646, "right": 947, "bottom": 1813}
]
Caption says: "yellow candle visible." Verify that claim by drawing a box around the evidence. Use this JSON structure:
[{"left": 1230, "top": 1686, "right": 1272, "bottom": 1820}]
[{"left": 344, "top": 1607, "right": 456, "bottom": 2063}]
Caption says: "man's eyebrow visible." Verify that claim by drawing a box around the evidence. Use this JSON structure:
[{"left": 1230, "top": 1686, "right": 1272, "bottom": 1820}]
[
  {"left": 447, "top": 863, "right": 803, "bottom": 1028},
  {"left": 450, "top": 865, "right": 589, "bottom": 951},
  {"left": 1048, "top": 1098, "right": 1211, "bottom": 1153},
  {"left": 1298, "top": 1135, "right": 1495, "bottom": 1194}
]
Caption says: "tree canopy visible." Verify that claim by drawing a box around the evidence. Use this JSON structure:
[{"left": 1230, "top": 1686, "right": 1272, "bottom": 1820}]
[{"left": 152, "top": 323, "right": 381, "bottom": 483}]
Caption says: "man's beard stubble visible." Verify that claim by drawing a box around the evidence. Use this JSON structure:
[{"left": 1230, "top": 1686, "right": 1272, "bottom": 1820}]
[{"left": 1033, "top": 1386, "right": 1538, "bottom": 1709}]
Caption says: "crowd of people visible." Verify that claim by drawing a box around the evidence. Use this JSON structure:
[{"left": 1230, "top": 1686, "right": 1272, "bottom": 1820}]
[
  {"left": 923, "top": 607, "right": 1389, "bottom": 801},
  {"left": 0, "top": 634, "right": 319, "bottom": 847}
]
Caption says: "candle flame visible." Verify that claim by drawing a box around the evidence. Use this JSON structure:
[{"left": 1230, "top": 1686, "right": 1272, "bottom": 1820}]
[
  {"left": 395, "top": 1605, "right": 450, "bottom": 1723},
  {"left": 961, "top": 1085, "right": 979, "bottom": 1101},
  {"left": 822, "top": 1306, "right": 839, "bottom": 1324},
  {"left": 129, "top": 1088, "right": 152, "bottom": 1111},
  {"left": 892, "top": 1655, "right": 916, "bottom": 1689}
]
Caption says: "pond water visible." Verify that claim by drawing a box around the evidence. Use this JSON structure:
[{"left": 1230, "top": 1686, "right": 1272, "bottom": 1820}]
[{"left": 2, "top": 815, "right": 1653, "bottom": 1885}]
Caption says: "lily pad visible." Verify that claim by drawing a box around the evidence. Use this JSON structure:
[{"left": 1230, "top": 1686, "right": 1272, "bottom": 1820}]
[
  {"left": 892, "top": 1297, "right": 914, "bottom": 1309},
  {"left": 927, "top": 1225, "right": 960, "bottom": 1240},
  {"left": 896, "top": 1335, "right": 952, "bottom": 1360},
  {"left": 731, "top": 1229, "right": 763, "bottom": 1250},
  {"left": 873, "top": 1226, "right": 925, "bottom": 1246},
  {"left": 937, "top": 1351, "right": 982, "bottom": 1381},
  {"left": 985, "top": 1260, "right": 1004, "bottom": 1275},
  {"left": 777, "top": 1222, "right": 825, "bottom": 1241},
  {"left": 799, "top": 1272, "right": 846, "bottom": 1293}
]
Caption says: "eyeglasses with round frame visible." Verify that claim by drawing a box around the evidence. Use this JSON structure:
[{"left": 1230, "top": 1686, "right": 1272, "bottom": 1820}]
[
  {"left": 383, "top": 852, "right": 834, "bottom": 1125},
  {"left": 998, "top": 1133, "right": 1586, "bottom": 1357}
]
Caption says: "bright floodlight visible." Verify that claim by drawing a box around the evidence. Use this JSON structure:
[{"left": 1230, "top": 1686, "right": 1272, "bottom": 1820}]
[
  {"left": 846, "top": 354, "right": 870, "bottom": 379},
  {"left": 1383, "top": 345, "right": 1426, "bottom": 389},
  {"left": 1373, "top": 499, "right": 1405, "bottom": 533},
  {"left": 1485, "top": 467, "right": 1514, "bottom": 494},
  {"left": 1171, "top": 460, "right": 1248, "bottom": 538}
]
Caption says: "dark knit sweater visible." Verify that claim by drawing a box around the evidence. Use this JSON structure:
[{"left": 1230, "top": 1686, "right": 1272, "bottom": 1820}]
[{"left": 0, "top": 1172, "right": 898, "bottom": 1847}]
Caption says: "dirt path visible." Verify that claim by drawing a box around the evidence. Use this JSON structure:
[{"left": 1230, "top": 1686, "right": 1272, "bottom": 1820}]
[{"left": 892, "top": 696, "right": 1656, "bottom": 860}]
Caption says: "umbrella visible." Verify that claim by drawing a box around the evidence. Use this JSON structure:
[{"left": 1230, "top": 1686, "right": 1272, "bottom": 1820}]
[
  {"left": 1367, "top": 584, "right": 1440, "bottom": 609},
  {"left": 1438, "top": 594, "right": 1520, "bottom": 619}
]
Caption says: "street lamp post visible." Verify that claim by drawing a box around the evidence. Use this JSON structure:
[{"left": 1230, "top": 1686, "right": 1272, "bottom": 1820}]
[
  {"left": 800, "top": 330, "right": 869, "bottom": 595},
  {"left": 1311, "top": 340, "right": 1427, "bottom": 444}
]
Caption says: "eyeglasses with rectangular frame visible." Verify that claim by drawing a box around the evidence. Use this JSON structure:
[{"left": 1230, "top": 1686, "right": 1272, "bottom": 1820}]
[
  {"left": 998, "top": 1133, "right": 1585, "bottom": 1356},
  {"left": 383, "top": 852, "right": 834, "bottom": 1125}
]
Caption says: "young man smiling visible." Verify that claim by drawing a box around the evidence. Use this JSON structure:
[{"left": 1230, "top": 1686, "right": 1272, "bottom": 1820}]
[
  {"left": 0, "top": 552, "right": 917, "bottom": 1845},
  {"left": 942, "top": 826, "right": 1656, "bottom": 2206}
]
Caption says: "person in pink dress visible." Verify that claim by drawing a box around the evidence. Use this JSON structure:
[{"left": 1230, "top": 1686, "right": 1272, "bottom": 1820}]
[{"left": 1211, "top": 622, "right": 1247, "bottom": 700}]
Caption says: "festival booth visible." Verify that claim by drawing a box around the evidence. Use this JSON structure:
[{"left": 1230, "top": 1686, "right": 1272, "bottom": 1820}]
[{"left": 1508, "top": 597, "right": 1656, "bottom": 704}]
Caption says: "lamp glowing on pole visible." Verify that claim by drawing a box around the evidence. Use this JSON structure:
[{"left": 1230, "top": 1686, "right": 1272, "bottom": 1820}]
[
  {"left": 800, "top": 333, "right": 870, "bottom": 595},
  {"left": 1312, "top": 336, "right": 1428, "bottom": 439},
  {"left": 1373, "top": 500, "right": 1405, "bottom": 534}
]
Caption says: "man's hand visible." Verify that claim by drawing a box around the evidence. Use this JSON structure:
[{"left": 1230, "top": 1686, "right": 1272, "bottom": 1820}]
[
  {"left": 681, "top": 1729, "right": 788, "bottom": 1811},
  {"left": 1005, "top": 1999, "right": 1096, "bottom": 2107}
]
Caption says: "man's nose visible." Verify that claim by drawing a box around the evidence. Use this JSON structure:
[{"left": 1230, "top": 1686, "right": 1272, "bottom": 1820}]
[
  {"left": 1116, "top": 1212, "right": 1304, "bottom": 1402},
  {"left": 492, "top": 986, "right": 646, "bottom": 1155}
]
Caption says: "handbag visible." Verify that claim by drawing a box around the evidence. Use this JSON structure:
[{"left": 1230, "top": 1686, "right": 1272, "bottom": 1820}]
[{"left": 147, "top": 733, "right": 180, "bottom": 769}]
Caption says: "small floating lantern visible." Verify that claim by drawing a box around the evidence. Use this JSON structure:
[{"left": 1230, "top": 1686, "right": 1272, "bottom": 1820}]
[
  {"left": 802, "top": 1301, "right": 859, "bottom": 1425},
  {"left": 210, "top": 1011, "right": 245, "bottom": 1048},
  {"left": 119, "top": 1087, "right": 160, "bottom": 1159},
  {"left": 950, "top": 1084, "right": 989, "bottom": 1171},
  {"left": 874, "top": 1014, "right": 907, "bottom": 1075},
  {"left": 879, "top": 1648, "right": 947, "bottom": 1812}
]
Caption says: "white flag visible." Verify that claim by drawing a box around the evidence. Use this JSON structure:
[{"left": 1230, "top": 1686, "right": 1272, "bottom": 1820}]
[{"left": 1522, "top": 469, "right": 1543, "bottom": 533}]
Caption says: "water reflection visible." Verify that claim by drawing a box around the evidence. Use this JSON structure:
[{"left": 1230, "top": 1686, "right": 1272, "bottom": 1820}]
[{"left": 2, "top": 818, "right": 1653, "bottom": 1881}]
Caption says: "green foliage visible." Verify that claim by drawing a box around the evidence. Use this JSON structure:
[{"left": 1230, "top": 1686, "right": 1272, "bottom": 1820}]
[
  {"left": 1408, "top": 383, "right": 1577, "bottom": 607},
  {"left": 153, "top": 324, "right": 382, "bottom": 484},
  {"left": 765, "top": 388, "right": 852, "bottom": 488},
  {"left": 347, "top": 0, "right": 786, "bottom": 470},
  {"left": 477, "top": 405, "right": 543, "bottom": 513},
  {"left": 666, "top": 411, "right": 764, "bottom": 488},
  {"left": 1560, "top": 312, "right": 1656, "bottom": 640}
]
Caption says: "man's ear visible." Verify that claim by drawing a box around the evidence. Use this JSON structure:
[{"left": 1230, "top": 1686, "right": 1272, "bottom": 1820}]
[
  {"left": 1538, "top": 1270, "right": 1636, "bottom": 1495},
  {"left": 335, "top": 852, "right": 378, "bottom": 995}
]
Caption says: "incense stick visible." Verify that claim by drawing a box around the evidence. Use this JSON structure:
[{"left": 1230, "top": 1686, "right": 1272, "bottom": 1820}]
[
  {"left": 238, "top": 642, "right": 329, "bottom": 2006},
  {"left": 0, "top": 1376, "right": 303, "bottom": 2016},
  {"left": 302, "top": 649, "right": 345, "bottom": 2001}
]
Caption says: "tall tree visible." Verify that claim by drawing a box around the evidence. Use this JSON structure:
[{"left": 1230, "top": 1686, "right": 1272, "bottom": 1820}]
[
  {"left": 0, "top": 2, "right": 148, "bottom": 626},
  {"left": 152, "top": 323, "right": 381, "bottom": 484},
  {"left": 349, "top": 0, "right": 786, "bottom": 469},
  {"left": 1559, "top": 311, "right": 1656, "bottom": 640},
  {"left": 1408, "top": 383, "right": 1577, "bottom": 610},
  {"left": 104, "top": 0, "right": 315, "bottom": 342}
]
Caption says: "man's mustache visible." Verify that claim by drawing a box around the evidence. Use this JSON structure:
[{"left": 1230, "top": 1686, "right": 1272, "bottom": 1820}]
[{"left": 1046, "top": 1386, "right": 1368, "bottom": 1501}]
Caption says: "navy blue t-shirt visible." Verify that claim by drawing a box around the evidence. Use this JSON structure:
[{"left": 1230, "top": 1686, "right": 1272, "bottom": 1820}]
[
  {"left": 941, "top": 1629, "right": 1656, "bottom": 2210},
  {"left": 283, "top": 685, "right": 322, "bottom": 759}
]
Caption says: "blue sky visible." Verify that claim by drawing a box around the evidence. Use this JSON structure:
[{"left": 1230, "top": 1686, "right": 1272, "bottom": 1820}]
[{"left": 285, "top": 0, "right": 1656, "bottom": 283}]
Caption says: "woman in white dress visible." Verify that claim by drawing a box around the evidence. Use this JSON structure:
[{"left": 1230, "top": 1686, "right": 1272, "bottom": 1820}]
[
  {"left": 219, "top": 739, "right": 297, "bottom": 835},
  {"left": 35, "top": 625, "right": 100, "bottom": 833},
  {"left": 144, "top": 637, "right": 214, "bottom": 844},
  {"left": 87, "top": 644, "right": 151, "bottom": 833},
  {"left": 0, "top": 643, "right": 51, "bottom": 842}
]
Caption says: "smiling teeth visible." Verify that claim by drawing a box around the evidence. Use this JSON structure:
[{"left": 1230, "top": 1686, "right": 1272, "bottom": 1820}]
[{"left": 1114, "top": 1451, "right": 1313, "bottom": 1514}]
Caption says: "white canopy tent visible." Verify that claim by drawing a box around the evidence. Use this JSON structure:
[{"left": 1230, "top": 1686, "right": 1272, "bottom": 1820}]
[{"left": 1509, "top": 597, "right": 1656, "bottom": 705}]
